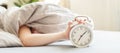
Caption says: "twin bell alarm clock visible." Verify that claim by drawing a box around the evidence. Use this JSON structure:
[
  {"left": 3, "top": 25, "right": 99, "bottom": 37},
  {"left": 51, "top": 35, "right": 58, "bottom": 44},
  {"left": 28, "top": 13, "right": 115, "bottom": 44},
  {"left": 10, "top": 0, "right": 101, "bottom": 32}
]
[{"left": 69, "top": 16, "right": 93, "bottom": 48}]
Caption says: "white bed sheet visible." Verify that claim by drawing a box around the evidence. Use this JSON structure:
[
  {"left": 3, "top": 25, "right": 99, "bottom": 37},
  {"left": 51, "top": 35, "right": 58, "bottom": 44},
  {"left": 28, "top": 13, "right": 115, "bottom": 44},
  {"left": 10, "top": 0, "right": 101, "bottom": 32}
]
[{"left": 0, "top": 30, "right": 120, "bottom": 53}]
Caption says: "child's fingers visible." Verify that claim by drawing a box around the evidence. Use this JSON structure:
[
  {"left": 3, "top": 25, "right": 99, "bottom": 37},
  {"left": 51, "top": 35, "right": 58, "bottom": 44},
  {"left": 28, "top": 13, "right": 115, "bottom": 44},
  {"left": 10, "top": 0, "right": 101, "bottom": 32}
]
[
  {"left": 68, "top": 21, "right": 74, "bottom": 28},
  {"left": 74, "top": 17, "right": 80, "bottom": 21},
  {"left": 78, "top": 19, "right": 86, "bottom": 24},
  {"left": 68, "top": 21, "right": 73, "bottom": 25},
  {"left": 75, "top": 17, "right": 87, "bottom": 24},
  {"left": 75, "top": 17, "right": 82, "bottom": 22},
  {"left": 71, "top": 21, "right": 79, "bottom": 27}
]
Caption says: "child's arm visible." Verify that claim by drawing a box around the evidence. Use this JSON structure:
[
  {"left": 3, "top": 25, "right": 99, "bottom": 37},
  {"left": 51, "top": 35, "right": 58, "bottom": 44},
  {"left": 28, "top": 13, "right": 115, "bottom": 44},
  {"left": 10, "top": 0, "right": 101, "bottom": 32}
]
[{"left": 18, "top": 26, "right": 67, "bottom": 47}]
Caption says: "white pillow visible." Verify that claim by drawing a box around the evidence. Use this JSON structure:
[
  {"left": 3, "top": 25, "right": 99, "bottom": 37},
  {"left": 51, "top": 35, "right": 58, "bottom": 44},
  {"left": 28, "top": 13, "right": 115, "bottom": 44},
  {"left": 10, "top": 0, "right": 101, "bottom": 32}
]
[
  {"left": 0, "top": 30, "right": 23, "bottom": 47},
  {"left": 0, "top": 6, "right": 23, "bottom": 47}
]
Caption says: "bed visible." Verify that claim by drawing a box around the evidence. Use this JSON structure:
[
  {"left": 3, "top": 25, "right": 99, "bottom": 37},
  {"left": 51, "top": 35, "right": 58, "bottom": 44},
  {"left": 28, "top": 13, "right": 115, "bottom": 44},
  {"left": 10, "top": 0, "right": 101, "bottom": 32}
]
[{"left": 0, "top": 30, "right": 120, "bottom": 53}]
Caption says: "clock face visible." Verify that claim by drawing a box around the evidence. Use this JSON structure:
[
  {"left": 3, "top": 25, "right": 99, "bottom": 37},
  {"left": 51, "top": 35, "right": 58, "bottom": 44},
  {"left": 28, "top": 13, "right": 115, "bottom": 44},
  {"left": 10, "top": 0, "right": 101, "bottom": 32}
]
[{"left": 70, "top": 24, "right": 93, "bottom": 47}]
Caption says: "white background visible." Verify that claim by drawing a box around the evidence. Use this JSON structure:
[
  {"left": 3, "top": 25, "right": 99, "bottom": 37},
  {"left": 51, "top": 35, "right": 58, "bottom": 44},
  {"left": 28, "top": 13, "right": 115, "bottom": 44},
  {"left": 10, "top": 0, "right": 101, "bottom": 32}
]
[{"left": 70, "top": 0, "right": 120, "bottom": 31}]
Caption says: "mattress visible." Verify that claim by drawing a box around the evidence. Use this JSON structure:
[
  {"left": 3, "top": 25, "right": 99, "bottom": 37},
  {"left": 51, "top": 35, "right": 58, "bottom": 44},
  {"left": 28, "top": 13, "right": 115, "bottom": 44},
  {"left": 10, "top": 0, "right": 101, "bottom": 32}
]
[{"left": 0, "top": 30, "right": 120, "bottom": 53}]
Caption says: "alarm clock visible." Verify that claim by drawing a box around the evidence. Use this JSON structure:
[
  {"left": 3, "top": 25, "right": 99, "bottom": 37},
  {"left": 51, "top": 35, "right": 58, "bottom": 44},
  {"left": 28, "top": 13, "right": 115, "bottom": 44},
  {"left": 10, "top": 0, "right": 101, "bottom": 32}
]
[{"left": 69, "top": 24, "right": 93, "bottom": 48}]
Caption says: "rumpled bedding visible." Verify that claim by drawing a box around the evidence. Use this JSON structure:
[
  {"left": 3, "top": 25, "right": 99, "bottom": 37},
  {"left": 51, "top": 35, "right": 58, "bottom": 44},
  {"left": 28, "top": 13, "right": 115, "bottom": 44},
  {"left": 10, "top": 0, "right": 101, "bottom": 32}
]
[
  {"left": 4, "top": 2, "right": 76, "bottom": 36},
  {"left": 0, "top": 2, "right": 93, "bottom": 47},
  {"left": 0, "top": 2, "right": 76, "bottom": 47}
]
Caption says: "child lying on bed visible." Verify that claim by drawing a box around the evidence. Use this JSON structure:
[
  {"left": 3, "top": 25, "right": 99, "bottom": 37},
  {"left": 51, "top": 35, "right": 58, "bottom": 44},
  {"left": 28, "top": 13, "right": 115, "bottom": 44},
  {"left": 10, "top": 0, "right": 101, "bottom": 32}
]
[{"left": 19, "top": 17, "right": 92, "bottom": 46}]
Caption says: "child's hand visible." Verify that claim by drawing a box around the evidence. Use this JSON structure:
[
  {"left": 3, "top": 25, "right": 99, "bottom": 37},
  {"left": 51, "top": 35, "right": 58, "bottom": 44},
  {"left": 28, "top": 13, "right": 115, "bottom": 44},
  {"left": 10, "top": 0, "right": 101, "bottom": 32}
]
[{"left": 64, "top": 17, "right": 87, "bottom": 39}]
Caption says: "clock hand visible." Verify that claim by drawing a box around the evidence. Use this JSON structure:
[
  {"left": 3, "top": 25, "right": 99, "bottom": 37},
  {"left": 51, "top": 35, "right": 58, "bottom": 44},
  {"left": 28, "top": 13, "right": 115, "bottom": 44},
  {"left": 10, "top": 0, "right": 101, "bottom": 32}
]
[{"left": 77, "top": 31, "right": 87, "bottom": 42}]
